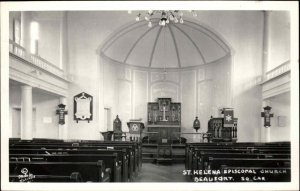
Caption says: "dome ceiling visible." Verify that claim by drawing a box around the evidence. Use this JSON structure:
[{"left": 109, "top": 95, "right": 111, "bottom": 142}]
[{"left": 100, "top": 19, "right": 230, "bottom": 69}]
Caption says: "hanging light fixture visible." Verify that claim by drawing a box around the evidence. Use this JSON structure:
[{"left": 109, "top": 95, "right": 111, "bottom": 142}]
[{"left": 129, "top": 10, "right": 197, "bottom": 27}]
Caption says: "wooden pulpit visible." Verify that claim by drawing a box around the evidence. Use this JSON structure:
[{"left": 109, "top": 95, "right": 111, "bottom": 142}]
[
  {"left": 127, "top": 121, "right": 144, "bottom": 142},
  {"left": 207, "top": 108, "right": 238, "bottom": 142}
]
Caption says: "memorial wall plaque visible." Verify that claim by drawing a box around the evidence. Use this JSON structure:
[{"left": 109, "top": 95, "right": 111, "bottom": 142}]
[{"left": 74, "top": 92, "right": 93, "bottom": 123}]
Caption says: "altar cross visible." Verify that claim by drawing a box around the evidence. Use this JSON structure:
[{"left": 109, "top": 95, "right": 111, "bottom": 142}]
[{"left": 162, "top": 105, "right": 167, "bottom": 121}]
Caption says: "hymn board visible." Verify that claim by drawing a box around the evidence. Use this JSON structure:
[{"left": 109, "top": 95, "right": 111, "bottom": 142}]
[{"left": 147, "top": 98, "right": 181, "bottom": 143}]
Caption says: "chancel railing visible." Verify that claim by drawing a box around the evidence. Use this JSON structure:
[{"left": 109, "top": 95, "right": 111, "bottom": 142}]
[
  {"left": 9, "top": 40, "right": 65, "bottom": 80},
  {"left": 171, "top": 132, "right": 212, "bottom": 144},
  {"left": 141, "top": 132, "right": 159, "bottom": 144}
]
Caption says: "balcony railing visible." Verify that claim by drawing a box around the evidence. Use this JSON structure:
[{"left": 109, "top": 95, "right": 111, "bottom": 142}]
[
  {"left": 9, "top": 40, "right": 65, "bottom": 79},
  {"left": 266, "top": 61, "right": 290, "bottom": 81}
]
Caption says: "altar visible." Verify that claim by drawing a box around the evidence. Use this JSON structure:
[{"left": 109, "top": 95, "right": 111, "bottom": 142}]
[{"left": 146, "top": 98, "right": 181, "bottom": 143}]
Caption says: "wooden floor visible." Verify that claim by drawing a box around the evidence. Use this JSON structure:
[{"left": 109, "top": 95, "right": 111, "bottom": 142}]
[{"left": 135, "top": 162, "right": 188, "bottom": 182}]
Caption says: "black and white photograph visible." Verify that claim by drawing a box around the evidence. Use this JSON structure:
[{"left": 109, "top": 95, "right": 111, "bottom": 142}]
[{"left": 1, "top": 1, "right": 299, "bottom": 191}]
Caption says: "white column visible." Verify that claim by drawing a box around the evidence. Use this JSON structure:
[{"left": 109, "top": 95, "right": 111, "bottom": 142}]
[
  {"left": 21, "top": 85, "right": 32, "bottom": 140},
  {"left": 60, "top": 11, "right": 68, "bottom": 72},
  {"left": 58, "top": 97, "right": 68, "bottom": 140},
  {"left": 262, "top": 11, "right": 270, "bottom": 81},
  {"left": 260, "top": 12, "right": 271, "bottom": 143},
  {"left": 98, "top": 56, "right": 105, "bottom": 138}
]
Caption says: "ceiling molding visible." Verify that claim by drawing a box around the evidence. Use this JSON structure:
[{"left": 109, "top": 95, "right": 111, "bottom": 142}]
[
  {"left": 102, "top": 20, "right": 147, "bottom": 52},
  {"left": 148, "top": 27, "right": 163, "bottom": 68},
  {"left": 100, "top": 18, "right": 232, "bottom": 69},
  {"left": 167, "top": 25, "right": 182, "bottom": 68},
  {"left": 172, "top": 24, "right": 207, "bottom": 65},
  {"left": 124, "top": 24, "right": 159, "bottom": 63},
  {"left": 185, "top": 20, "right": 231, "bottom": 53}
]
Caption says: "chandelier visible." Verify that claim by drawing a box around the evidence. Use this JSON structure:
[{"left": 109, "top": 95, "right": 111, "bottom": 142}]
[{"left": 128, "top": 10, "right": 197, "bottom": 27}]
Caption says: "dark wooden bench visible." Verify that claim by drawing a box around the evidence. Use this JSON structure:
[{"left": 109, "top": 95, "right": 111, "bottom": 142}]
[
  {"left": 10, "top": 150, "right": 125, "bottom": 182},
  {"left": 10, "top": 160, "right": 110, "bottom": 182},
  {"left": 10, "top": 172, "right": 83, "bottom": 182},
  {"left": 10, "top": 141, "right": 141, "bottom": 177},
  {"left": 207, "top": 157, "right": 290, "bottom": 170},
  {"left": 220, "top": 166, "right": 291, "bottom": 182},
  {"left": 10, "top": 145, "right": 133, "bottom": 181},
  {"left": 184, "top": 142, "right": 291, "bottom": 182},
  {"left": 195, "top": 152, "right": 290, "bottom": 171},
  {"left": 186, "top": 147, "right": 290, "bottom": 170}
]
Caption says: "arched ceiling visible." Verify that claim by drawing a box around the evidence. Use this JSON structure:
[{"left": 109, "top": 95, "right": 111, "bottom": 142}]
[{"left": 101, "top": 18, "right": 230, "bottom": 69}]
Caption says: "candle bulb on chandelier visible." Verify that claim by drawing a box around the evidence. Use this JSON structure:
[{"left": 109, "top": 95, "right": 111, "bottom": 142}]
[
  {"left": 174, "top": 17, "right": 178, "bottom": 23},
  {"left": 145, "top": 15, "right": 149, "bottom": 21},
  {"left": 136, "top": 13, "right": 141, "bottom": 21},
  {"left": 180, "top": 17, "right": 184, "bottom": 24},
  {"left": 131, "top": 10, "right": 198, "bottom": 26},
  {"left": 192, "top": 11, "right": 197, "bottom": 17}
]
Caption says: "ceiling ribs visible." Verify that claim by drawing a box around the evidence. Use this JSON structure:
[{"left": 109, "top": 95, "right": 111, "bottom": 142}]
[
  {"left": 124, "top": 24, "right": 159, "bottom": 63},
  {"left": 102, "top": 21, "right": 147, "bottom": 52},
  {"left": 185, "top": 20, "right": 231, "bottom": 53},
  {"left": 101, "top": 20, "right": 144, "bottom": 51},
  {"left": 172, "top": 24, "right": 207, "bottom": 65},
  {"left": 168, "top": 25, "right": 182, "bottom": 68},
  {"left": 148, "top": 27, "right": 163, "bottom": 68}
]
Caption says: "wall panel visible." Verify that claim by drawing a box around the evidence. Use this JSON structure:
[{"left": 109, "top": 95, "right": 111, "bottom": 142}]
[
  {"left": 133, "top": 70, "right": 148, "bottom": 122},
  {"left": 181, "top": 70, "right": 196, "bottom": 133}
]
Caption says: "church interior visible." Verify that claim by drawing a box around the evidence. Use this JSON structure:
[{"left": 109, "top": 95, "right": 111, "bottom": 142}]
[{"left": 1, "top": 3, "right": 299, "bottom": 190}]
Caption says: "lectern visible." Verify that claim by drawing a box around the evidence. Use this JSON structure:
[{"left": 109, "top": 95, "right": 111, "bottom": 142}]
[
  {"left": 127, "top": 121, "right": 144, "bottom": 142},
  {"left": 113, "top": 115, "right": 125, "bottom": 141}
]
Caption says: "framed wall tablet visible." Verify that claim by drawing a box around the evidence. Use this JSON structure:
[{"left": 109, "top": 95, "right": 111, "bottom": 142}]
[{"left": 73, "top": 92, "right": 93, "bottom": 123}]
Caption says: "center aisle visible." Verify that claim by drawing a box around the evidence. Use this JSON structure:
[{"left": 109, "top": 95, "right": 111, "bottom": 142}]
[{"left": 135, "top": 163, "right": 188, "bottom": 182}]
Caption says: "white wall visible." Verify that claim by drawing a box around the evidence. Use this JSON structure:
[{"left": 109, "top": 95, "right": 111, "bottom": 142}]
[
  {"left": 15, "top": 12, "right": 64, "bottom": 68},
  {"left": 194, "top": 11, "right": 264, "bottom": 142},
  {"left": 101, "top": 56, "right": 231, "bottom": 142},
  {"left": 267, "top": 11, "right": 290, "bottom": 71},
  {"left": 32, "top": 90, "right": 60, "bottom": 139},
  {"left": 38, "top": 19, "right": 61, "bottom": 67},
  {"left": 66, "top": 11, "right": 266, "bottom": 141},
  {"left": 267, "top": 92, "right": 290, "bottom": 141},
  {"left": 66, "top": 12, "right": 117, "bottom": 140},
  {"left": 9, "top": 83, "right": 60, "bottom": 139}
]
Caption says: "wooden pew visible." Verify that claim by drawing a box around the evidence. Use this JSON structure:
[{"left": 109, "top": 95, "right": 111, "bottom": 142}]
[
  {"left": 10, "top": 145, "right": 133, "bottom": 182},
  {"left": 220, "top": 166, "right": 291, "bottom": 182},
  {"left": 186, "top": 146, "right": 290, "bottom": 170},
  {"left": 9, "top": 139, "right": 141, "bottom": 182},
  {"left": 10, "top": 172, "right": 83, "bottom": 182},
  {"left": 208, "top": 158, "right": 290, "bottom": 169},
  {"left": 196, "top": 152, "right": 290, "bottom": 171},
  {"left": 185, "top": 142, "right": 291, "bottom": 182},
  {"left": 189, "top": 148, "right": 290, "bottom": 173},
  {"left": 10, "top": 150, "right": 125, "bottom": 182},
  {"left": 10, "top": 160, "right": 110, "bottom": 182},
  {"left": 10, "top": 140, "right": 141, "bottom": 176},
  {"left": 201, "top": 157, "right": 291, "bottom": 182}
]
